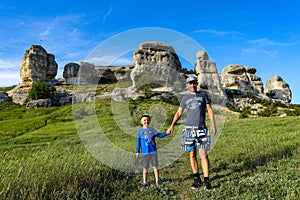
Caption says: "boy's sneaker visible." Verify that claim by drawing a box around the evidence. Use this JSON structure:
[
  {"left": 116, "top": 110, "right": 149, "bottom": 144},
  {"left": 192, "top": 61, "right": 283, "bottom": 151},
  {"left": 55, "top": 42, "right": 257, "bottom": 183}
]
[
  {"left": 156, "top": 181, "right": 161, "bottom": 187},
  {"left": 140, "top": 183, "right": 147, "bottom": 191},
  {"left": 203, "top": 179, "right": 213, "bottom": 190},
  {"left": 191, "top": 179, "right": 202, "bottom": 189}
]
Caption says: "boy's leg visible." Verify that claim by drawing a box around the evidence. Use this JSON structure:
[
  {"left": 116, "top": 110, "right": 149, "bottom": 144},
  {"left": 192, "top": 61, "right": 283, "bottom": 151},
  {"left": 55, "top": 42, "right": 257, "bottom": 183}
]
[
  {"left": 153, "top": 166, "right": 159, "bottom": 183},
  {"left": 143, "top": 168, "right": 148, "bottom": 184}
]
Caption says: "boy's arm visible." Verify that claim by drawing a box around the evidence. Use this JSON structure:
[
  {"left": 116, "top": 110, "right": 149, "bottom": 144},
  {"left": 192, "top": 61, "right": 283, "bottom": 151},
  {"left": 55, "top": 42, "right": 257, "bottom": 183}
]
[{"left": 135, "top": 131, "right": 141, "bottom": 154}]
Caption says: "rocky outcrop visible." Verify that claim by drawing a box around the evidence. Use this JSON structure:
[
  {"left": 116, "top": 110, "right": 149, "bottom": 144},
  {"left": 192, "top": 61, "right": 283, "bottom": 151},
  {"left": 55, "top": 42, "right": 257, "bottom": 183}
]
[
  {"left": 130, "top": 41, "right": 182, "bottom": 90},
  {"left": 95, "top": 66, "right": 132, "bottom": 83},
  {"left": 63, "top": 63, "right": 129, "bottom": 85},
  {"left": 0, "top": 92, "right": 10, "bottom": 103},
  {"left": 194, "top": 50, "right": 224, "bottom": 98},
  {"left": 63, "top": 63, "right": 80, "bottom": 84},
  {"left": 20, "top": 45, "right": 58, "bottom": 86},
  {"left": 220, "top": 64, "right": 264, "bottom": 95},
  {"left": 265, "top": 76, "right": 292, "bottom": 103},
  {"left": 26, "top": 98, "right": 52, "bottom": 109},
  {"left": 4, "top": 43, "right": 293, "bottom": 108},
  {"left": 6, "top": 87, "right": 30, "bottom": 106}
]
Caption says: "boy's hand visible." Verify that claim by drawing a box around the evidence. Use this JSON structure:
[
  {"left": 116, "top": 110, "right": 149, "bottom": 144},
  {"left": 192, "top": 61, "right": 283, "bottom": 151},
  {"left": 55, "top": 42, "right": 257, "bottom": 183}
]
[
  {"left": 166, "top": 129, "right": 171, "bottom": 135},
  {"left": 136, "top": 153, "right": 140, "bottom": 158},
  {"left": 167, "top": 126, "right": 174, "bottom": 134}
]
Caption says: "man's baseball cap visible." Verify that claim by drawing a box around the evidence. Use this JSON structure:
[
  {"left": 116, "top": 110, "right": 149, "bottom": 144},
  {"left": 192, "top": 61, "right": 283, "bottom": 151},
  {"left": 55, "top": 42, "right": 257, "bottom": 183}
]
[{"left": 186, "top": 76, "right": 198, "bottom": 83}]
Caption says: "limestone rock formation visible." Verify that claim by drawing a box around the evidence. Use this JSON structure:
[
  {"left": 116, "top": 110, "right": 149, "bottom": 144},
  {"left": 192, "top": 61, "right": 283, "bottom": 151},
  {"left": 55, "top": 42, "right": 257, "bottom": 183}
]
[
  {"left": 265, "top": 76, "right": 292, "bottom": 103},
  {"left": 26, "top": 98, "right": 52, "bottom": 109},
  {"left": 0, "top": 92, "right": 10, "bottom": 103},
  {"left": 62, "top": 61, "right": 98, "bottom": 85},
  {"left": 194, "top": 50, "right": 224, "bottom": 98},
  {"left": 130, "top": 41, "right": 182, "bottom": 90},
  {"left": 94, "top": 67, "right": 117, "bottom": 84},
  {"left": 63, "top": 63, "right": 80, "bottom": 84},
  {"left": 20, "top": 45, "right": 58, "bottom": 86},
  {"left": 220, "top": 64, "right": 263, "bottom": 95}
]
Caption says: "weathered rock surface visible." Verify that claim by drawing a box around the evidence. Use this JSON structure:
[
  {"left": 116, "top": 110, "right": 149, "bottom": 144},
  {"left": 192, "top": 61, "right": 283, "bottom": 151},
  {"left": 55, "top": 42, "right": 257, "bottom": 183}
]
[
  {"left": 265, "top": 76, "right": 292, "bottom": 103},
  {"left": 20, "top": 45, "right": 58, "bottom": 86},
  {"left": 26, "top": 98, "right": 52, "bottom": 109},
  {"left": 220, "top": 64, "right": 264, "bottom": 94},
  {"left": 130, "top": 41, "right": 182, "bottom": 90},
  {"left": 195, "top": 50, "right": 224, "bottom": 98},
  {"left": 0, "top": 92, "right": 10, "bottom": 103}
]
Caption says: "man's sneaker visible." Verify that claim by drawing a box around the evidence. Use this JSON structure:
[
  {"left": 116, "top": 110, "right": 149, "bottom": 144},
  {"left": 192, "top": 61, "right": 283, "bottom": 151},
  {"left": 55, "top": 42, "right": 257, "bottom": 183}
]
[
  {"left": 191, "top": 179, "right": 202, "bottom": 189},
  {"left": 204, "top": 179, "right": 213, "bottom": 190},
  {"left": 140, "top": 183, "right": 147, "bottom": 191}
]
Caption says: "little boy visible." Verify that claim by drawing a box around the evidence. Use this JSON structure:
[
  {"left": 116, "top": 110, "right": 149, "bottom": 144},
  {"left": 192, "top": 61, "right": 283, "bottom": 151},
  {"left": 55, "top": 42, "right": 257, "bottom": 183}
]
[{"left": 135, "top": 114, "right": 170, "bottom": 191}]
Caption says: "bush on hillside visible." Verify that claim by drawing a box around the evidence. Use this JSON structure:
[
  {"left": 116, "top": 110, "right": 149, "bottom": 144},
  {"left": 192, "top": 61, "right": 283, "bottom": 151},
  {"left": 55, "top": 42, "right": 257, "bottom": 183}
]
[{"left": 28, "top": 81, "right": 56, "bottom": 100}]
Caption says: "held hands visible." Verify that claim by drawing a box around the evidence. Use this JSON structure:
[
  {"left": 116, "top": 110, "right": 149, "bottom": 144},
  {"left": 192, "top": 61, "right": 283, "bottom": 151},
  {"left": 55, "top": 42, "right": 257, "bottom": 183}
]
[{"left": 166, "top": 126, "right": 174, "bottom": 135}]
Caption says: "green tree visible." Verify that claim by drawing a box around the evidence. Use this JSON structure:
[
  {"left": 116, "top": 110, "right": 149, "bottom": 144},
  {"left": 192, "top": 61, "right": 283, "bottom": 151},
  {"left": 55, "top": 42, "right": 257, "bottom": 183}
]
[{"left": 28, "top": 81, "right": 56, "bottom": 100}]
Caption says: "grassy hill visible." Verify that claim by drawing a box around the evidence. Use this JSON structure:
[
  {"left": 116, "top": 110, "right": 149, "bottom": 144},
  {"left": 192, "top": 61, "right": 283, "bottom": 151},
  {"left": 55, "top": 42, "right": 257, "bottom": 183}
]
[{"left": 0, "top": 98, "right": 299, "bottom": 199}]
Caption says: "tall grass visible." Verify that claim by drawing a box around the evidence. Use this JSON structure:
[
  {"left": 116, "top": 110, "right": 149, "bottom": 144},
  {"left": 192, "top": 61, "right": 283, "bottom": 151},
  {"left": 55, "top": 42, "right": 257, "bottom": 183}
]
[{"left": 0, "top": 99, "right": 299, "bottom": 199}]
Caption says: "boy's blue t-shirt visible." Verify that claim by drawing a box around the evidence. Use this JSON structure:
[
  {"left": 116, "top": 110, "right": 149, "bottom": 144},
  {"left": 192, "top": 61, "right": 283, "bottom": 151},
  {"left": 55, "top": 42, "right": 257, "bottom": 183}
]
[{"left": 136, "top": 127, "right": 167, "bottom": 155}]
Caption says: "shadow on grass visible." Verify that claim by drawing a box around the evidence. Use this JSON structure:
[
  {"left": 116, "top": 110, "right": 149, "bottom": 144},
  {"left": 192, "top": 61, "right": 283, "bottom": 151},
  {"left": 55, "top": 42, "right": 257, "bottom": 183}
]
[{"left": 212, "top": 144, "right": 294, "bottom": 174}]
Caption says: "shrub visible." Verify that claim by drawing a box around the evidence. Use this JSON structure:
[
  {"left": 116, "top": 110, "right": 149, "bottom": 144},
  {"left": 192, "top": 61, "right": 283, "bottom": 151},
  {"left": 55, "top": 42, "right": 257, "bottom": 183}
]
[{"left": 28, "top": 81, "right": 56, "bottom": 100}]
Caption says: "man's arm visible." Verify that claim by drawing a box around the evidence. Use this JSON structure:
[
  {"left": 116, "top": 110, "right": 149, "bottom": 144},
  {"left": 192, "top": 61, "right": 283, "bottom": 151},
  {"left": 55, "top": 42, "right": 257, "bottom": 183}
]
[
  {"left": 167, "top": 107, "right": 183, "bottom": 134},
  {"left": 206, "top": 104, "right": 217, "bottom": 135}
]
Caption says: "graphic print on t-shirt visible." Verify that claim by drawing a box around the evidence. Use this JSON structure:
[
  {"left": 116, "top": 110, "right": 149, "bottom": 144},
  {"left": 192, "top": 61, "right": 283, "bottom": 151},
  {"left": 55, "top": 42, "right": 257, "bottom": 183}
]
[{"left": 186, "top": 96, "right": 204, "bottom": 110}]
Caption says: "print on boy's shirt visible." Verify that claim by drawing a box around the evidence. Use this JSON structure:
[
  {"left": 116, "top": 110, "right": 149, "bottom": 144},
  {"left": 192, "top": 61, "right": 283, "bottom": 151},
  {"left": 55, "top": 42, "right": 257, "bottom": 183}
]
[
  {"left": 142, "top": 130, "right": 155, "bottom": 145},
  {"left": 185, "top": 96, "right": 204, "bottom": 110}
]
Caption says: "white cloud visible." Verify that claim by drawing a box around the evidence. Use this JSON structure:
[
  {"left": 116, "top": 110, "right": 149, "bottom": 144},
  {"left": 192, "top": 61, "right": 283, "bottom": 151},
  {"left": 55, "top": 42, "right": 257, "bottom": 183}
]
[
  {"left": 0, "top": 72, "right": 20, "bottom": 87},
  {"left": 247, "top": 38, "right": 290, "bottom": 46},
  {"left": 0, "top": 59, "right": 20, "bottom": 70},
  {"left": 102, "top": 6, "right": 112, "bottom": 24},
  {"left": 194, "top": 29, "right": 238, "bottom": 37},
  {"left": 241, "top": 48, "right": 278, "bottom": 57}
]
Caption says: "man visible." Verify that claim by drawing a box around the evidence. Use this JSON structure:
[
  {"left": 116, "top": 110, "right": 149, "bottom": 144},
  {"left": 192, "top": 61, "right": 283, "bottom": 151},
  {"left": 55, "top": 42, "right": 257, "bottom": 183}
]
[{"left": 167, "top": 76, "right": 217, "bottom": 189}]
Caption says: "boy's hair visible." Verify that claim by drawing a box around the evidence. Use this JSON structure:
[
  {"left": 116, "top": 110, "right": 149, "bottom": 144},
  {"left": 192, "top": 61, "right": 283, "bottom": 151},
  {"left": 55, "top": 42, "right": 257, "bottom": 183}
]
[{"left": 140, "top": 114, "right": 152, "bottom": 121}]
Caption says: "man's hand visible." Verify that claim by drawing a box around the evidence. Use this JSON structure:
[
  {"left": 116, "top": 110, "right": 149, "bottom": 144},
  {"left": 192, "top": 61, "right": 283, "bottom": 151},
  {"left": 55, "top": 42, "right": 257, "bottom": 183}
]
[{"left": 210, "top": 125, "right": 217, "bottom": 135}]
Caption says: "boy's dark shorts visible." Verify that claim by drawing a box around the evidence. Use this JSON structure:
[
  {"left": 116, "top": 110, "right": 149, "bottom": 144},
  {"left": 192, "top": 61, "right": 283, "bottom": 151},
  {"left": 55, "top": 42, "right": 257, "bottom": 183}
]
[
  {"left": 142, "top": 154, "right": 158, "bottom": 169},
  {"left": 181, "top": 126, "right": 211, "bottom": 152}
]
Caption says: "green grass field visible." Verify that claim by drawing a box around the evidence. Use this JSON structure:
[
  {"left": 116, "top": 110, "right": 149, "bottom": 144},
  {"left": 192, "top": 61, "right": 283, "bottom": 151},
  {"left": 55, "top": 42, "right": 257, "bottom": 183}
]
[{"left": 0, "top": 99, "right": 299, "bottom": 200}]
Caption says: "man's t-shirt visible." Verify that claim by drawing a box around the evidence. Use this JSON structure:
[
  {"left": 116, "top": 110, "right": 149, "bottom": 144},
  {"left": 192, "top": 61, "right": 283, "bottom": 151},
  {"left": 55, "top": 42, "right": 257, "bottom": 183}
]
[{"left": 180, "top": 92, "right": 211, "bottom": 127}]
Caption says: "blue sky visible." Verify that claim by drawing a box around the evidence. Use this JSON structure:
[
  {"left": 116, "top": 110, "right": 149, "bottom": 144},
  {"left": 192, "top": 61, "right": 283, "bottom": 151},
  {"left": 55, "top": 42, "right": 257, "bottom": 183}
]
[{"left": 0, "top": 0, "right": 299, "bottom": 104}]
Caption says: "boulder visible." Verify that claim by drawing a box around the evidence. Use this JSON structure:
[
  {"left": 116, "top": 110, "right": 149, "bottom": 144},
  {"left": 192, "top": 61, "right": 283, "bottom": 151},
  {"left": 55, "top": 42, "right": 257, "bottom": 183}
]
[
  {"left": 265, "top": 76, "right": 292, "bottom": 103},
  {"left": 220, "top": 64, "right": 263, "bottom": 95},
  {"left": 26, "top": 98, "right": 52, "bottom": 109},
  {"left": 130, "top": 41, "right": 182, "bottom": 91},
  {"left": 20, "top": 45, "right": 58, "bottom": 86},
  {"left": 0, "top": 92, "right": 10, "bottom": 104}
]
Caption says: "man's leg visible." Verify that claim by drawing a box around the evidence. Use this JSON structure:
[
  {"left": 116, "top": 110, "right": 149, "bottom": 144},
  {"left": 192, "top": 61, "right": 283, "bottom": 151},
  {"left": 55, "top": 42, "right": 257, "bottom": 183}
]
[
  {"left": 189, "top": 150, "right": 199, "bottom": 173},
  {"left": 189, "top": 150, "right": 202, "bottom": 189},
  {"left": 199, "top": 149, "right": 209, "bottom": 177},
  {"left": 199, "top": 149, "right": 213, "bottom": 189}
]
